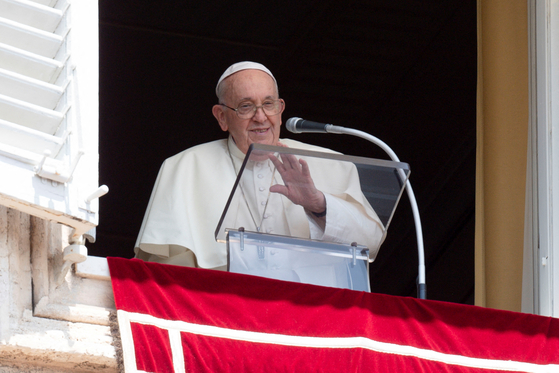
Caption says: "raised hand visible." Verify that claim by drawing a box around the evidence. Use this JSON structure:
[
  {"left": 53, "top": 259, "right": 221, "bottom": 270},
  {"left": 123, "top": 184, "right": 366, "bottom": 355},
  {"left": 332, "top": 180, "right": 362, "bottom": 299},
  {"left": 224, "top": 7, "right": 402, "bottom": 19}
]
[{"left": 268, "top": 153, "right": 326, "bottom": 215}]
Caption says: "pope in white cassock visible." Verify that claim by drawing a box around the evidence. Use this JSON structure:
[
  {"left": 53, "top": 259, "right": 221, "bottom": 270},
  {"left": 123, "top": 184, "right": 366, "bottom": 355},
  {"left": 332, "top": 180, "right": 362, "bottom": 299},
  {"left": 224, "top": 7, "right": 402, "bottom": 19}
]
[{"left": 134, "top": 61, "right": 386, "bottom": 273}]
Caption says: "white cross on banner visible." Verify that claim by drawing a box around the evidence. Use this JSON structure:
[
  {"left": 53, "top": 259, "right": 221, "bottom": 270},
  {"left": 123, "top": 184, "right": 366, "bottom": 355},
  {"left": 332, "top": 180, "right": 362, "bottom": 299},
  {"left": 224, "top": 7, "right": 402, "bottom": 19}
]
[{"left": 107, "top": 257, "right": 559, "bottom": 372}]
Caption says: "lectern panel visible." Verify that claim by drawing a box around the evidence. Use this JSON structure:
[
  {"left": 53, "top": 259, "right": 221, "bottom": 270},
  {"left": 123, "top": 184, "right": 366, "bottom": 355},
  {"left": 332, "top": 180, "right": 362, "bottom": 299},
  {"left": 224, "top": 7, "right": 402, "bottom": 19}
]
[{"left": 227, "top": 230, "right": 370, "bottom": 291}]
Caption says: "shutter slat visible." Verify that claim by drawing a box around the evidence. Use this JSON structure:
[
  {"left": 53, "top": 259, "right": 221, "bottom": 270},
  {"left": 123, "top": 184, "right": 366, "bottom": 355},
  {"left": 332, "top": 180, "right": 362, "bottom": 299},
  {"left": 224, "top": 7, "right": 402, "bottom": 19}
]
[
  {"left": 28, "top": 0, "right": 58, "bottom": 7},
  {"left": 0, "top": 0, "right": 64, "bottom": 33},
  {"left": 0, "top": 16, "right": 63, "bottom": 58},
  {"left": 0, "top": 42, "right": 64, "bottom": 83},
  {"left": 0, "top": 118, "right": 64, "bottom": 156},
  {"left": 0, "top": 93, "right": 65, "bottom": 134},
  {"left": 0, "top": 68, "right": 64, "bottom": 109}
]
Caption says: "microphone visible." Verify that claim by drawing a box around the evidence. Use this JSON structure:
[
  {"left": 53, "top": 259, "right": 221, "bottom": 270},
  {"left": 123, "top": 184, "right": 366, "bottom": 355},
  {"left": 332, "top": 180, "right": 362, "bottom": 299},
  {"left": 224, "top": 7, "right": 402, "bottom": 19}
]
[
  {"left": 285, "top": 116, "right": 427, "bottom": 299},
  {"left": 286, "top": 117, "right": 343, "bottom": 134}
]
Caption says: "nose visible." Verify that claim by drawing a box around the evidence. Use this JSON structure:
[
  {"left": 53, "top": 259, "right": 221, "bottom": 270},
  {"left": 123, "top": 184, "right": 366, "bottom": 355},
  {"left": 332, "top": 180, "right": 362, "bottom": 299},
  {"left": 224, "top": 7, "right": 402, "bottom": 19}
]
[{"left": 252, "top": 105, "right": 267, "bottom": 122}]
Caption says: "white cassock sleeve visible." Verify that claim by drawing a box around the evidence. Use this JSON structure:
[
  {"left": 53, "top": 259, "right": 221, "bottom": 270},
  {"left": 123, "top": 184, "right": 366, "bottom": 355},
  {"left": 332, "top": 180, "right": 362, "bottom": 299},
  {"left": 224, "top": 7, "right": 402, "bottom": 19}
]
[
  {"left": 308, "top": 193, "right": 385, "bottom": 259},
  {"left": 134, "top": 139, "right": 235, "bottom": 269}
]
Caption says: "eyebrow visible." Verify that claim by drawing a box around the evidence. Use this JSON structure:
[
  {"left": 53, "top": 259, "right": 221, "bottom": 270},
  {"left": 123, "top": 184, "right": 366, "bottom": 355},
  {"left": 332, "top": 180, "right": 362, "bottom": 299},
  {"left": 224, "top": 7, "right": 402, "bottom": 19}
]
[{"left": 238, "top": 95, "right": 277, "bottom": 102}]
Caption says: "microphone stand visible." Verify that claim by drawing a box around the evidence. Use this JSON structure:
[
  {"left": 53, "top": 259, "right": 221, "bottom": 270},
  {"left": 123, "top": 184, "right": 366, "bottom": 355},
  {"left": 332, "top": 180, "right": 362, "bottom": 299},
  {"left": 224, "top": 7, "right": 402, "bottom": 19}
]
[{"left": 325, "top": 125, "right": 426, "bottom": 300}]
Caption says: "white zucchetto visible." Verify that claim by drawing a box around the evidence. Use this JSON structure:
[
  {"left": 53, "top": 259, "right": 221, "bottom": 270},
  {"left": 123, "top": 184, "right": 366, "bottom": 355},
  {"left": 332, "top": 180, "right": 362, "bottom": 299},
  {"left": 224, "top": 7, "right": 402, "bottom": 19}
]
[{"left": 215, "top": 61, "right": 276, "bottom": 96}]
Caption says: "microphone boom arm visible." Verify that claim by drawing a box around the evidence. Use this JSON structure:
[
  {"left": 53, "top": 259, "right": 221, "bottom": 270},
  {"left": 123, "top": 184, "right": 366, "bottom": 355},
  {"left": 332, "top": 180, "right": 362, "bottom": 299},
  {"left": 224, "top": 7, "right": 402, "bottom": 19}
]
[{"left": 325, "top": 125, "right": 426, "bottom": 300}]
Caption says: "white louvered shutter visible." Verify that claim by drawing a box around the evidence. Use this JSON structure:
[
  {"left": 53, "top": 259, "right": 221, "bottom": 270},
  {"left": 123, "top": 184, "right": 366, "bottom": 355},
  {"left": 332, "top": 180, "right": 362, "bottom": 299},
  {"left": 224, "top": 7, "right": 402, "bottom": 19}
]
[{"left": 0, "top": 0, "right": 100, "bottom": 240}]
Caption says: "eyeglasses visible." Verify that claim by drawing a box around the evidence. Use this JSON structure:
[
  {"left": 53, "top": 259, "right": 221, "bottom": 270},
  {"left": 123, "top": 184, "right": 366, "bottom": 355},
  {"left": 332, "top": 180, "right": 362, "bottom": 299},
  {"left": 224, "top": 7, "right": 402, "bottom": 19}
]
[{"left": 220, "top": 99, "right": 284, "bottom": 119}]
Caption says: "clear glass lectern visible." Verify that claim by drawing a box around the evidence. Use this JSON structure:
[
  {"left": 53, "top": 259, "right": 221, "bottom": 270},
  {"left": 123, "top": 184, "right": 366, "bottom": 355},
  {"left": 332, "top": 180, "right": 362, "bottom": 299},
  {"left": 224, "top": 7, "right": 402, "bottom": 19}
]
[{"left": 215, "top": 143, "right": 410, "bottom": 291}]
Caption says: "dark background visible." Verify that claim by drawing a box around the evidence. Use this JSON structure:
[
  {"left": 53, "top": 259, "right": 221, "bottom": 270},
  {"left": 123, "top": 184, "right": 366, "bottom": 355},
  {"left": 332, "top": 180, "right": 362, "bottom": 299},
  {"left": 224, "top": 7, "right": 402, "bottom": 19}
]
[{"left": 91, "top": 1, "right": 477, "bottom": 304}]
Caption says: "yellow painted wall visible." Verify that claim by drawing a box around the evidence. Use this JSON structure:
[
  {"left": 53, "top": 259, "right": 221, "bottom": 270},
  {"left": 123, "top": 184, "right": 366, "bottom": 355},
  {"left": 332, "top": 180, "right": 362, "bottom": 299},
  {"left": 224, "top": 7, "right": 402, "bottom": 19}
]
[{"left": 476, "top": 0, "right": 529, "bottom": 311}]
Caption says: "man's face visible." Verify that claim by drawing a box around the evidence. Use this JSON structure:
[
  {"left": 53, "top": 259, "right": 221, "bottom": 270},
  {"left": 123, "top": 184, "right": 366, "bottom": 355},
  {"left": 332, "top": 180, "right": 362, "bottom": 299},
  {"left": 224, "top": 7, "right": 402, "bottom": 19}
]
[{"left": 213, "top": 69, "right": 284, "bottom": 154}]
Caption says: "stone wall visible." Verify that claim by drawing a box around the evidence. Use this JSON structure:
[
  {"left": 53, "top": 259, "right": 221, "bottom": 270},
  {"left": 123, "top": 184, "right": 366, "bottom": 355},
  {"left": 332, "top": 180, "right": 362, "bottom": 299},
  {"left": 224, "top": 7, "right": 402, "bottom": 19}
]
[{"left": 0, "top": 206, "right": 117, "bottom": 372}]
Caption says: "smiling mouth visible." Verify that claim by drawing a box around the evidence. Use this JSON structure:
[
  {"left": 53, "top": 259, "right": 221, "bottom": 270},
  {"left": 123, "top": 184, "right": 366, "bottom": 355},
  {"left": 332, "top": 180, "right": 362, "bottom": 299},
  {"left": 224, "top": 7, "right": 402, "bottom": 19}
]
[{"left": 251, "top": 128, "right": 269, "bottom": 133}]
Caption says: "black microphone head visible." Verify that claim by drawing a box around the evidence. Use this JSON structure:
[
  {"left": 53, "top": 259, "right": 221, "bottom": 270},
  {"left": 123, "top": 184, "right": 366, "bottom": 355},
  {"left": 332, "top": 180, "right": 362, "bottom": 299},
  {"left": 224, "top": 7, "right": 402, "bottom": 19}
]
[{"left": 286, "top": 117, "right": 303, "bottom": 133}]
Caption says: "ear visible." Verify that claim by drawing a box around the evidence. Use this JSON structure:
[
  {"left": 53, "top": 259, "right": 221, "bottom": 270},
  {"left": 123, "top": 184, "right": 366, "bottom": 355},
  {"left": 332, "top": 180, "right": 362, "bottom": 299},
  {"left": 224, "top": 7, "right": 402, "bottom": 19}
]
[
  {"left": 212, "top": 104, "right": 228, "bottom": 132},
  {"left": 278, "top": 99, "right": 286, "bottom": 126},
  {"left": 279, "top": 99, "right": 286, "bottom": 114}
]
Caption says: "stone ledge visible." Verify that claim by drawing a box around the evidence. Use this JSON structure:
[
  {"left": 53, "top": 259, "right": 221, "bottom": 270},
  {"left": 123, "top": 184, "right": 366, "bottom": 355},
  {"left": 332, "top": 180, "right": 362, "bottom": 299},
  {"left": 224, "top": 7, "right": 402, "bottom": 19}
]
[{"left": 0, "top": 310, "right": 117, "bottom": 373}]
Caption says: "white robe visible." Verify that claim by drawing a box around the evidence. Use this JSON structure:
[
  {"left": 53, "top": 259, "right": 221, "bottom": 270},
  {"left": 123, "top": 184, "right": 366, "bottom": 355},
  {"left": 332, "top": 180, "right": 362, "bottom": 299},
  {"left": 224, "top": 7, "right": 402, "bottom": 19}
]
[{"left": 135, "top": 136, "right": 385, "bottom": 269}]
